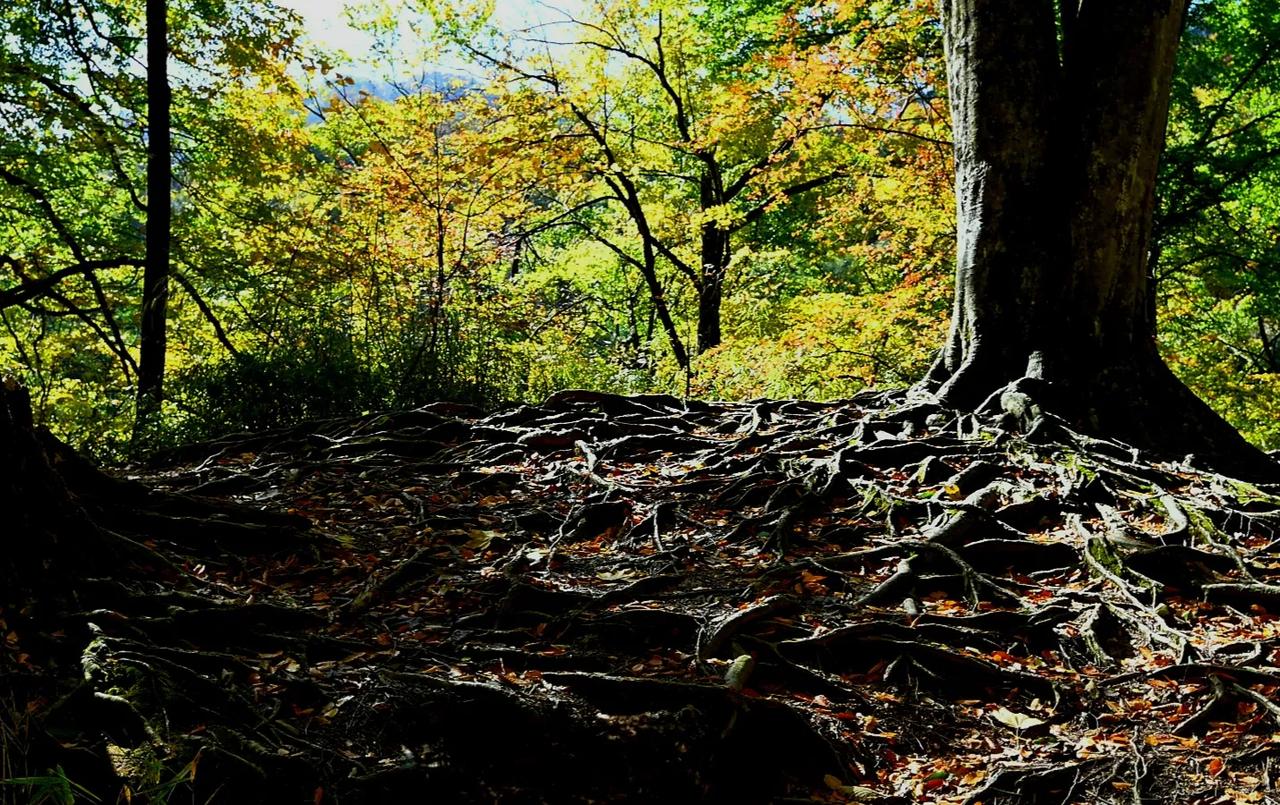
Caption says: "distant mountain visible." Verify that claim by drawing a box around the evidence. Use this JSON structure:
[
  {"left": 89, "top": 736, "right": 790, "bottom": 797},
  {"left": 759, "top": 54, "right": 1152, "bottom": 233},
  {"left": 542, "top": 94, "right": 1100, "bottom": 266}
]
[{"left": 304, "top": 72, "right": 476, "bottom": 124}]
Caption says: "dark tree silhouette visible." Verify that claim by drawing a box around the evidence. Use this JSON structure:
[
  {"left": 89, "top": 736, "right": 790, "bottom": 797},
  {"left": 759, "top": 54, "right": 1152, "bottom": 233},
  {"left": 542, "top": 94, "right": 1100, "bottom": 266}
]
[{"left": 137, "top": 0, "right": 171, "bottom": 428}]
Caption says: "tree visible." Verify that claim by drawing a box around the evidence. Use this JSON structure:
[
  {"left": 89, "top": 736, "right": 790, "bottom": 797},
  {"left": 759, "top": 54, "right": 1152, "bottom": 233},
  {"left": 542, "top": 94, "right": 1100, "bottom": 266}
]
[
  {"left": 307, "top": 74, "right": 544, "bottom": 405},
  {"left": 920, "top": 0, "right": 1275, "bottom": 476},
  {"left": 437, "top": 0, "right": 930, "bottom": 367},
  {"left": 1152, "top": 0, "right": 1280, "bottom": 448},
  {"left": 136, "top": 0, "right": 171, "bottom": 428},
  {"left": 0, "top": 0, "right": 302, "bottom": 451},
  {"left": 0, "top": 0, "right": 147, "bottom": 407}
]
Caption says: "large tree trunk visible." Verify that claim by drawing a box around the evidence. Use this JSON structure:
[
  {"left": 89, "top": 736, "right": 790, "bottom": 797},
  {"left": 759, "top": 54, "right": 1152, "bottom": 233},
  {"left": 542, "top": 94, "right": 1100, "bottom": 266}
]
[
  {"left": 137, "top": 0, "right": 171, "bottom": 429},
  {"left": 922, "top": 0, "right": 1275, "bottom": 478},
  {"left": 0, "top": 381, "right": 136, "bottom": 610},
  {"left": 1, "top": 380, "right": 85, "bottom": 597}
]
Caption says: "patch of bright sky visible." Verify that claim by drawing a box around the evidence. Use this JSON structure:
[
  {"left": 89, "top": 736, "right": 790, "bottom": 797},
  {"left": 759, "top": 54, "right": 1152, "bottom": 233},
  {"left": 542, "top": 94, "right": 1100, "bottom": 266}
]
[{"left": 276, "top": 0, "right": 586, "bottom": 82}]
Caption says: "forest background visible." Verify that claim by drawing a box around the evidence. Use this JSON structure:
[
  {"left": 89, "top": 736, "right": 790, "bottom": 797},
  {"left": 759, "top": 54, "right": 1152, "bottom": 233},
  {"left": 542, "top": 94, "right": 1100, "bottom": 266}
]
[{"left": 2, "top": 0, "right": 1279, "bottom": 460}]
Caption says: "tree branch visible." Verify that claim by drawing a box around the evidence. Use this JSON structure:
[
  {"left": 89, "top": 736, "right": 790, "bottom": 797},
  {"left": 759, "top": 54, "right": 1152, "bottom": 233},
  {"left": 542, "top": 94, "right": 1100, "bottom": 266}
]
[
  {"left": 728, "top": 171, "right": 846, "bottom": 233},
  {"left": 0, "top": 256, "right": 143, "bottom": 311},
  {"left": 170, "top": 268, "right": 240, "bottom": 358}
]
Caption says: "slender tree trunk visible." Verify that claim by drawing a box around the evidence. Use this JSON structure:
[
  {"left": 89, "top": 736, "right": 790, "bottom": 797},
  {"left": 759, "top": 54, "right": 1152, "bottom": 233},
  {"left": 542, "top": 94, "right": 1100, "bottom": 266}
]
[
  {"left": 137, "top": 0, "right": 170, "bottom": 430},
  {"left": 640, "top": 239, "right": 691, "bottom": 372},
  {"left": 923, "top": 0, "right": 1274, "bottom": 477},
  {"left": 697, "top": 223, "right": 729, "bottom": 354},
  {"left": 695, "top": 170, "right": 730, "bottom": 354}
]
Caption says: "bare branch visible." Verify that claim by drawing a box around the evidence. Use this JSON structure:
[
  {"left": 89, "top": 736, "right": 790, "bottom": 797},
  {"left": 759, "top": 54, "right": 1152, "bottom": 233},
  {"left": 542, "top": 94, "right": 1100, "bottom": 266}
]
[{"left": 0, "top": 256, "right": 143, "bottom": 310}]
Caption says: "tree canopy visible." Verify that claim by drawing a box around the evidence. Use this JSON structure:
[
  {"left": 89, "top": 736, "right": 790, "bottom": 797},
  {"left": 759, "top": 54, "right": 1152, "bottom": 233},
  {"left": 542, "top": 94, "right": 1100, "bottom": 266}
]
[{"left": 2, "top": 0, "right": 1276, "bottom": 461}]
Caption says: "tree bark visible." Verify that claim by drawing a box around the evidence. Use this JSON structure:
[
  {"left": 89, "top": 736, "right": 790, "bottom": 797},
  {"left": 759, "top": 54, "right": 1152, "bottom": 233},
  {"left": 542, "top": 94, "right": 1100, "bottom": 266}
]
[
  {"left": 697, "top": 222, "right": 729, "bottom": 354},
  {"left": 0, "top": 380, "right": 101, "bottom": 603},
  {"left": 137, "top": 0, "right": 171, "bottom": 430},
  {"left": 924, "top": 0, "right": 1065, "bottom": 404},
  {"left": 922, "top": 0, "right": 1275, "bottom": 478}
]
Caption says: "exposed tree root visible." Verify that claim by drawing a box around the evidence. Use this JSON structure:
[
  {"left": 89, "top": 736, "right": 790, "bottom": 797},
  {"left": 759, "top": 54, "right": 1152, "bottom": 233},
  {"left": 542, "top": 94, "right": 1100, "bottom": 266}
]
[{"left": 5, "top": 381, "right": 1280, "bottom": 803}]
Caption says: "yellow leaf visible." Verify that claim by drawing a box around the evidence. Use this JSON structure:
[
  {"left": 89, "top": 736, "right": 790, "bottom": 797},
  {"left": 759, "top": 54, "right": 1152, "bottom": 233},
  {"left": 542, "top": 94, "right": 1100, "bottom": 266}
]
[{"left": 990, "top": 707, "right": 1045, "bottom": 731}]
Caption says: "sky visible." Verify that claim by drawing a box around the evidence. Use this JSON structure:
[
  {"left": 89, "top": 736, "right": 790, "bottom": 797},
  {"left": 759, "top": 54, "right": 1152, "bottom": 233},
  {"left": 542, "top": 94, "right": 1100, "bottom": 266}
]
[
  {"left": 276, "top": 0, "right": 585, "bottom": 70},
  {"left": 275, "top": 0, "right": 374, "bottom": 58}
]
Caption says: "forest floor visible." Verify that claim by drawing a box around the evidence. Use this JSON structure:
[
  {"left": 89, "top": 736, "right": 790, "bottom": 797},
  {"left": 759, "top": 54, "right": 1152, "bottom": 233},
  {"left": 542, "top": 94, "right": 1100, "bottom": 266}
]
[{"left": 7, "top": 389, "right": 1280, "bottom": 803}]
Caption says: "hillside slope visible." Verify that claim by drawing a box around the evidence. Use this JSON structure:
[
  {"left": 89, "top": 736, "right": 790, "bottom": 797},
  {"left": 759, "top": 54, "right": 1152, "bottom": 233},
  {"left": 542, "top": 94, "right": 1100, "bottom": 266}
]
[{"left": 4, "top": 385, "right": 1280, "bottom": 803}]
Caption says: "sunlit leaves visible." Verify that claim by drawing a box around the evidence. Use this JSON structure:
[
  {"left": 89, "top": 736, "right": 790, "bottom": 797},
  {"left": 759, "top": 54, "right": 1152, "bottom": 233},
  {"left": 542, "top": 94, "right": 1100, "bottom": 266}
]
[{"left": 1156, "top": 0, "right": 1280, "bottom": 449}]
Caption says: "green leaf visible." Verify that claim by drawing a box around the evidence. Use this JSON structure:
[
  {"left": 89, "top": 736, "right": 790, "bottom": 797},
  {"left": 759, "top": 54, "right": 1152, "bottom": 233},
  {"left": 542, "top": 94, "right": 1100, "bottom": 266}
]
[{"left": 723, "top": 654, "right": 755, "bottom": 691}]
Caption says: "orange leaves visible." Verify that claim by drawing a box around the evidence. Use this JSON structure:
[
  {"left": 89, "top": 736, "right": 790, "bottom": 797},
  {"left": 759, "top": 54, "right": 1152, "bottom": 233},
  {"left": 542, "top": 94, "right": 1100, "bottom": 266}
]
[
  {"left": 499, "top": 668, "right": 542, "bottom": 687},
  {"left": 797, "top": 569, "right": 830, "bottom": 596},
  {"left": 1075, "top": 730, "right": 1132, "bottom": 756}
]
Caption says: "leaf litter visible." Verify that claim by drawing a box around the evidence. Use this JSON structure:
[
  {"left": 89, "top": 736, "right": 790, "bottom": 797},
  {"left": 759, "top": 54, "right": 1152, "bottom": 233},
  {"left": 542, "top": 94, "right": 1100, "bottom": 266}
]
[{"left": 8, "top": 389, "right": 1280, "bottom": 803}]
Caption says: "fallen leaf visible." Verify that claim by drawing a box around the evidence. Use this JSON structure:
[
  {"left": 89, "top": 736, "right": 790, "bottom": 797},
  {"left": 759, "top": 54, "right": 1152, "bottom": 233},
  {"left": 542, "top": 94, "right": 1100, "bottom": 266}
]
[{"left": 990, "top": 707, "right": 1045, "bottom": 731}]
